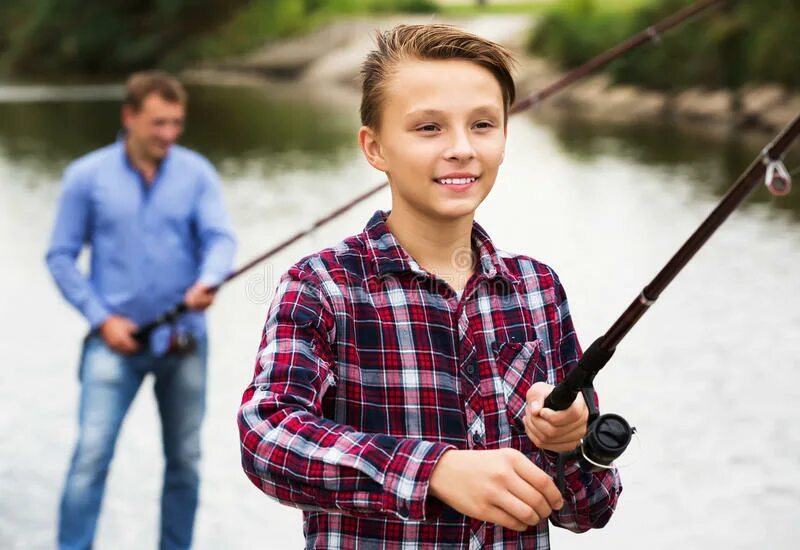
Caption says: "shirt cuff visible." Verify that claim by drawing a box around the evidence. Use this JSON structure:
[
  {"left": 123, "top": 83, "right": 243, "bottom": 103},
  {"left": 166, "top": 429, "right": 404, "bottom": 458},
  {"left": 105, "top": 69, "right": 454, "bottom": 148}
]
[
  {"left": 381, "top": 439, "right": 455, "bottom": 522},
  {"left": 83, "top": 299, "right": 111, "bottom": 329},
  {"left": 198, "top": 270, "right": 228, "bottom": 288}
]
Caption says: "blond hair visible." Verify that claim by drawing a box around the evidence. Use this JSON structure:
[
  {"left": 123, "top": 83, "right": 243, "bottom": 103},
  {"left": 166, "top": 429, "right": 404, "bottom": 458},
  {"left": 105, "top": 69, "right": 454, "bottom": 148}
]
[{"left": 360, "top": 24, "right": 517, "bottom": 129}]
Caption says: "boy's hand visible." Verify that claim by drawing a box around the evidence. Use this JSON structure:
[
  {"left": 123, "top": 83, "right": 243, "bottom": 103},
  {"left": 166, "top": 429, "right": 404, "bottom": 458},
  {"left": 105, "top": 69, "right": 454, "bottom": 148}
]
[
  {"left": 428, "top": 449, "right": 563, "bottom": 531},
  {"left": 524, "top": 382, "right": 588, "bottom": 453}
]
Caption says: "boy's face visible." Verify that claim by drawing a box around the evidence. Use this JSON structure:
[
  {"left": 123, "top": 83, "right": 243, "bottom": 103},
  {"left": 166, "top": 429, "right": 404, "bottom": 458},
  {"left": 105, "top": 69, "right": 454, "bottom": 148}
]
[{"left": 359, "top": 58, "right": 507, "bottom": 222}]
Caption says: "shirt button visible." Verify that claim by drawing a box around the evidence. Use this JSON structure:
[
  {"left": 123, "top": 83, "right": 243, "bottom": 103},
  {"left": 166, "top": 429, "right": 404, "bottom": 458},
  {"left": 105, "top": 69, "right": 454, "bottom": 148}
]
[
  {"left": 465, "top": 362, "right": 476, "bottom": 376},
  {"left": 399, "top": 504, "right": 409, "bottom": 518},
  {"left": 473, "top": 432, "right": 484, "bottom": 446}
]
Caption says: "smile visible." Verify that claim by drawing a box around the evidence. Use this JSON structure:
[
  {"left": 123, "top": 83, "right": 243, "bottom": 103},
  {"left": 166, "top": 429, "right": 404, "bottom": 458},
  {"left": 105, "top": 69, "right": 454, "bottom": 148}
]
[{"left": 435, "top": 176, "right": 478, "bottom": 185}]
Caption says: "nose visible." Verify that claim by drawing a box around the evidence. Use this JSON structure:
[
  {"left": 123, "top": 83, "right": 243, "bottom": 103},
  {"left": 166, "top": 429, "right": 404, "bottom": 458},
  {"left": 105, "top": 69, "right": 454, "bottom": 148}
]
[
  {"left": 444, "top": 128, "right": 476, "bottom": 162},
  {"left": 158, "top": 122, "right": 182, "bottom": 143}
]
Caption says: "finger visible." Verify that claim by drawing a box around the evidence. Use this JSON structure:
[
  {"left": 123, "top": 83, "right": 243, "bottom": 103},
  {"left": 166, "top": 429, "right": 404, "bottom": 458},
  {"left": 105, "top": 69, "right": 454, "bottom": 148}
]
[
  {"left": 525, "top": 426, "right": 580, "bottom": 454},
  {"left": 528, "top": 420, "right": 586, "bottom": 445},
  {"left": 493, "top": 489, "right": 541, "bottom": 527},
  {"left": 538, "top": 407, "right": 584, "bottom": 427},
  {"left": 486, "top": 504, "right": 529, "bottom": 532},
  {"left": 506, "top": 472, "right": 552, "bottom": 523},
  {"left": 530, "top": 412, "right": 587, "bottom": 437},
  {"left": 119, "top": 334, "right": 139, "bottom": 354},
  {"left": 526, "top": 382, "right": 553, "bottom": 403},
  {"left": 527, "top": 415, "right": 577, "bottom": 441},
  {"left": 540, "top": 394, "right": 587, "bottom": 425},
  {"left": 514, "top": 460, "right": 563, "bottom": 511}
]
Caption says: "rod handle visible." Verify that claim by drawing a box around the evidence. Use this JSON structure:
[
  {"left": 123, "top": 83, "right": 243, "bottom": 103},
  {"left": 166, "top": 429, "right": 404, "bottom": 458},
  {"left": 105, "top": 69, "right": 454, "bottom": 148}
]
[
  {"left": 132, "top": 302, "right": 189, "bottom": 345},
  {"left": 544, "top": 337, "right": 615, "bottom": 411}
]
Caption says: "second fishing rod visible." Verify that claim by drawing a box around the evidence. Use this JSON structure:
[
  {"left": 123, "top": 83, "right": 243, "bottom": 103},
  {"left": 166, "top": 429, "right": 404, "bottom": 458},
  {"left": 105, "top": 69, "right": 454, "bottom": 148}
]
[{"left": 133, "top": 0, "right": 727, "bottom": 345}]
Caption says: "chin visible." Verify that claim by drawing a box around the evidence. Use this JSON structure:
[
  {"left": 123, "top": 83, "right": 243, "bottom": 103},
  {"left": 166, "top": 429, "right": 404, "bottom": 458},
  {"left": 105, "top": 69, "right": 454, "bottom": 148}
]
[{"left": 428, "top": 201, "right": 481, "bottom": 221}]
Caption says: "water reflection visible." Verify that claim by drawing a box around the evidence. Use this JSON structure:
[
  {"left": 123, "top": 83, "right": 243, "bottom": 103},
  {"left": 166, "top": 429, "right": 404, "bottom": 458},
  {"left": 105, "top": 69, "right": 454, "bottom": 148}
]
[
  {"left": 534, "top": 112, "right": 800, "bottom": 219},
  {"left": 0, "top": 83, "right": 359, "bottom": 180}
]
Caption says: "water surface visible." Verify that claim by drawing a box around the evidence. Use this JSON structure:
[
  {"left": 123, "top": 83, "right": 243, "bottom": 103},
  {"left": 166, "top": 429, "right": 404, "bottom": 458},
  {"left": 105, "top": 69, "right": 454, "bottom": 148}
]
[{"left": 1, "top": 82, "right": 797, "bottom": 549}]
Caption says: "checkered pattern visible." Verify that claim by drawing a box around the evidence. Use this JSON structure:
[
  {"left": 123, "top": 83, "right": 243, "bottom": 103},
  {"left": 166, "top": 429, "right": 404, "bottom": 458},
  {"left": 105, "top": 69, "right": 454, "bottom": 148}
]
[{"left": 238, "top": 211, "right": 621, "bottom": 548}]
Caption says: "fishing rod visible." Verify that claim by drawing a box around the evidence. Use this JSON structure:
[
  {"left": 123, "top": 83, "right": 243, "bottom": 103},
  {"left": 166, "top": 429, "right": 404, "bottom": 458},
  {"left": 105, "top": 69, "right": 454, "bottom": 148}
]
[
  {"left": 510, "top": 0, "right": 726, "bottom": 114},
  {"left": 546, "top": 112, "right": 799, "bottom": 490},
  {"left": 132, "top": 182, "right": 387, "bottom": 344},
  {"left": 133, "top": 0, "right": 726, "bottom": 345}
]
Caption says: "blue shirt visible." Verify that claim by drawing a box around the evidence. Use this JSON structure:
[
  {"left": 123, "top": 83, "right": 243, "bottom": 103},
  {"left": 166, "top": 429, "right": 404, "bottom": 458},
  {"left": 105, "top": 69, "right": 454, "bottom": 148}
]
[{"left": 46, "top": 138, "right": 236, "bottom": 354}]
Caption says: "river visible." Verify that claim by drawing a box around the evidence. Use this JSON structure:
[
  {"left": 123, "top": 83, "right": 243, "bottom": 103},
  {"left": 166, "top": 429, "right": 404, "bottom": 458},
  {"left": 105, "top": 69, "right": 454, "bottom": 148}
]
[{"left": 0, "top": 81, "right": 798, "bottom": 549}]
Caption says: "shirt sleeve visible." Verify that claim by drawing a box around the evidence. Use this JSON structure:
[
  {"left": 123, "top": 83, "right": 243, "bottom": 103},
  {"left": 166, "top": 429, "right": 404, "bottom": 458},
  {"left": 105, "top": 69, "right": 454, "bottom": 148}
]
[
  {"left": 194, "top": 165, "right": 236, "bottom": 287},
  {"left": 45, "top": 165, "right": 111, "bottom": 328},
  {"left": 538, "top": 273, "right": 623, "bottom": 533},
  {"left": 237, "top": 267, "right": 454, "bottom": 521}
]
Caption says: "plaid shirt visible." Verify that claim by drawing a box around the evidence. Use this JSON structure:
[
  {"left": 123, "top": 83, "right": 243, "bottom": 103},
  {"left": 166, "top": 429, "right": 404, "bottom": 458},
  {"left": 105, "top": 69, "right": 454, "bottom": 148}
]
[{"left": 239, "top": 211, "right": 621, "bottom": 549}]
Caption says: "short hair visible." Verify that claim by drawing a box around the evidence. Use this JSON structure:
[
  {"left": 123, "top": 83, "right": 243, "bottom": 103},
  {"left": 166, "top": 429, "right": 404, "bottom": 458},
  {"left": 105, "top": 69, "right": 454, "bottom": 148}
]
[
  {"left": 123, "top": 70, "right": 187, "bottom": 111},
  {"left": 360, "top": 24, "right": 517, "bottom": 129}
]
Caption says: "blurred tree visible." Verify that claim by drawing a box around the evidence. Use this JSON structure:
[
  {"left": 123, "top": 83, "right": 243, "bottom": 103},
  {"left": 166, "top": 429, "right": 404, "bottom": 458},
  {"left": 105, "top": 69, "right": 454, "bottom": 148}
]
[
  {"left": 531, "top": 0, "right": 800, "bottom": 90},
  {"left": 3, "top": 0, "right": 251, "bottom": 75}
]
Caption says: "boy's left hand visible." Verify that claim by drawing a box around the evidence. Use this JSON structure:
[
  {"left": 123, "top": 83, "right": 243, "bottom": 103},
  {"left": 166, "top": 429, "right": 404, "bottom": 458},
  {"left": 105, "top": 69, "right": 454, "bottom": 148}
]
[{"left": 524, "top": 382, "right": 589, "bottom": 453}]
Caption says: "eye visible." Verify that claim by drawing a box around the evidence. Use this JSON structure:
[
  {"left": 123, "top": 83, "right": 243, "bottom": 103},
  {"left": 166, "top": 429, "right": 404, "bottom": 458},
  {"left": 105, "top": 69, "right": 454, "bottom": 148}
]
[
  {"left": 416, "top": 123, "right": 440, "bottom": 133},
  {"left": 473, "top": 120, "right": 496, "bottom": 130}
]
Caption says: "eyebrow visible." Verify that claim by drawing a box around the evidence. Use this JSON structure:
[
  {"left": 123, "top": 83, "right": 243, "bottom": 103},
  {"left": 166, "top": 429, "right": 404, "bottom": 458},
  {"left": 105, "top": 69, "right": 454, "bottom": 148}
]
[{"left": 405, "top": 105, "right": 502, "bottom": 119}]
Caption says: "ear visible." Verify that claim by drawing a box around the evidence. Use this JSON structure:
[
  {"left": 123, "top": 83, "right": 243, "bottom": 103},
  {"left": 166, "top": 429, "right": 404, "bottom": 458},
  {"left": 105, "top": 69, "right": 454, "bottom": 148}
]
[
  {"left": 358, "top": 126, "right": 388, "bottom": 172},
  {"left": 121, "top": 105, "right": 134, "bottom": 131}
]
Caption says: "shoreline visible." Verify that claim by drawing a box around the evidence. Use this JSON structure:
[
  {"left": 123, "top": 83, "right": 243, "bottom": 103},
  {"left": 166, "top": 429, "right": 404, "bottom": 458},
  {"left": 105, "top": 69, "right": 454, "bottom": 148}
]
[{"left": 181, "top": 14, "right": 800, "bottom": 135}]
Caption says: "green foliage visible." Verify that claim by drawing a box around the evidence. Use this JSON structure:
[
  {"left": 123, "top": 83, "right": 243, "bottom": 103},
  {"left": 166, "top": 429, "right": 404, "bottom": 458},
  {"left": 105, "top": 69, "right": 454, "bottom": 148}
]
[
  {"left": 173, "top": 0, "right": 438, "bottom": 66},
  {"left": 2, "top": 0, "right": 251, "bottom": 75},
  {"left": 529, "top": 0, "right": 800, "bottom": 90},
  {"left": 1, "top": 0, "right": 438, "bottom": 76}
]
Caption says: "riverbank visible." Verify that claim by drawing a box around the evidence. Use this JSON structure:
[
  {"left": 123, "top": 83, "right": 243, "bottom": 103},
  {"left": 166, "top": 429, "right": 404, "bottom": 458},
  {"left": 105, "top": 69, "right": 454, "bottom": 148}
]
[{"left": 181, "top": 13, "right": 800, "bottom": 134}]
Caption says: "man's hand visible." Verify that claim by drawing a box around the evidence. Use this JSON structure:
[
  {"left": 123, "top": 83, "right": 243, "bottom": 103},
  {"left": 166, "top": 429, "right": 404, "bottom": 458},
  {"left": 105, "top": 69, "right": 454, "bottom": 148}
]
[
  {"left": 429, "top": 448, "right": 563, "bottom": 531},
  {"left": 184, "top": 282, "right": 216, "bottom": 311},
  {"left": 524, "top": 382, "right": 589, "bottom": 453},
  {"left": 99, "top": 315, "right": 140, "bottom": 355}
]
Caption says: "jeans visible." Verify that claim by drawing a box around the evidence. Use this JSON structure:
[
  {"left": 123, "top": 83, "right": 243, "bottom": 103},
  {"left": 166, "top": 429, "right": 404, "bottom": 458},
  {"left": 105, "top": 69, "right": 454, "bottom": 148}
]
[{"left": 58, "top": 334, "right": 208, "bottom": 550}]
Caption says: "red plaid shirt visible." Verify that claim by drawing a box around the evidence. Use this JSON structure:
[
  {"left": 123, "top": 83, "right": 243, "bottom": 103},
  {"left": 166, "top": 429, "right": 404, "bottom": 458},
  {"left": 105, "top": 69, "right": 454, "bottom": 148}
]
[{"left": 239, "top": 211, "right": 621, "bottom": 549}]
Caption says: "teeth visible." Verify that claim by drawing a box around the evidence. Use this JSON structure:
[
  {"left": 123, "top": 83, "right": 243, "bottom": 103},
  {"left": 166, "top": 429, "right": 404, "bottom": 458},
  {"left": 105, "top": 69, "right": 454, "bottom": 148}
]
[{"left": 437, "top": 177, "right": 477, "bottom": 185}]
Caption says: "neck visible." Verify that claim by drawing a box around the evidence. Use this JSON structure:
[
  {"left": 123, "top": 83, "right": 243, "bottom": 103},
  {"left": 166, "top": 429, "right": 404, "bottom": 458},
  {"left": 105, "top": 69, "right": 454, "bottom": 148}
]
[
  {"left": 385, "top": 208, "right": 475, "bottom": 292},
  {"left": 125, "top": 137, "right": 159, "bottom": 184}
]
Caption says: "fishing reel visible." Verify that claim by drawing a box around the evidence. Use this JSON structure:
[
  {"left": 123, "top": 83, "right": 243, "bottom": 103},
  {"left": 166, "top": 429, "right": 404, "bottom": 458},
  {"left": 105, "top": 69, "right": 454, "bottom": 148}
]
[
  {"left": 546, "top": 339, "right": 634, "bottom": 493},
  {"left": 553, "top": 385, "right": 634, "bottom": 493}
]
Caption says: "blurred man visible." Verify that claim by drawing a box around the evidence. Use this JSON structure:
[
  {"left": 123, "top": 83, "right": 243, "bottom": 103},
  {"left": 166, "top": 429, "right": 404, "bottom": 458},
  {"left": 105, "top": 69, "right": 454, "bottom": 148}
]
[{"left": 46, "top": 71, "right": 236, "bottom": 550}]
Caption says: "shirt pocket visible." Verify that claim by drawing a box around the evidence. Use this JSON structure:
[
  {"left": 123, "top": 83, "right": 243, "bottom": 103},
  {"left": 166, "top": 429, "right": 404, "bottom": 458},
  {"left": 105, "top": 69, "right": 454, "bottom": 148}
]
[{"left": 492, "top": 339, "right": 547, "bottom": 435}]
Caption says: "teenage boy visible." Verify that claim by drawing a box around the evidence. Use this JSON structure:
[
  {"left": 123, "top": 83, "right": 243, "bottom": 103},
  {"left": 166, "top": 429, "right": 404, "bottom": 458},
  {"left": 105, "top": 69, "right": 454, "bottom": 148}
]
[{"left": 238, "top": 25, "right": 621, "bottom": 548}]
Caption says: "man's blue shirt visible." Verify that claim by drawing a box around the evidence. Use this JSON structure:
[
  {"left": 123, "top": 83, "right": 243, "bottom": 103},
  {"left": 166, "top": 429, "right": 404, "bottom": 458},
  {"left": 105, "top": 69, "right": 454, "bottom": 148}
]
[{"left": 46, "top": 139, "right": 236, "bottom": 354}]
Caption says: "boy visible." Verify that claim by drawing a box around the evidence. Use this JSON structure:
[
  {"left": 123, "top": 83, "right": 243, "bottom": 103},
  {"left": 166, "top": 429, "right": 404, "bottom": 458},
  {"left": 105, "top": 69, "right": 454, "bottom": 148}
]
[{"left": 238, "top": 25, "right": 621, "bottom": 548}]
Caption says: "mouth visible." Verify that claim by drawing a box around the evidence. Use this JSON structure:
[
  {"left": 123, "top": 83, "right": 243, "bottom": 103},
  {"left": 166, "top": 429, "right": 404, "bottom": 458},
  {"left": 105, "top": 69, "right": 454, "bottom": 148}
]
[{"left": 434, "top": 175, "right": 479, "bottom": 186}]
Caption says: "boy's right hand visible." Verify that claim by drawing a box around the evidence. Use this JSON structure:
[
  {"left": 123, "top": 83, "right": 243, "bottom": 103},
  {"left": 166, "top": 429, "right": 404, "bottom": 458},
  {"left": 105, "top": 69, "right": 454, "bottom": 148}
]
[
  {"left": 428, "top": 448, "right": 563, "bottom": 531},
  {"left": 99, "top": 315, "right": 140, "bottom": 355}
]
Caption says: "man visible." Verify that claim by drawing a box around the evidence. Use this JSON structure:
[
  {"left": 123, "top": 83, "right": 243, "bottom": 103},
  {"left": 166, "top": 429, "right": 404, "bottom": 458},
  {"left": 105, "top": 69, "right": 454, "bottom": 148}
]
[
  {"left": 46, "top": 71, "right": 236, "bottom": 550},
  {"left": 238, "top": 25, "right": 620, "bottom": 548}
]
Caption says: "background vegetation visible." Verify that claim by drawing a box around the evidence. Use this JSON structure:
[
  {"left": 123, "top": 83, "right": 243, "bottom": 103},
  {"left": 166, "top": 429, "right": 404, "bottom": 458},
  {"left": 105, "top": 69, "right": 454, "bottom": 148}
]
[
  {"left": 0, "top": 0, "right": 438, "bottom": 77},
  {"left": 3, "top": 0, "right": 799, "bottom": 91},
  {"left": 529, "top": 0, "right": 800, "bottom": 90}
]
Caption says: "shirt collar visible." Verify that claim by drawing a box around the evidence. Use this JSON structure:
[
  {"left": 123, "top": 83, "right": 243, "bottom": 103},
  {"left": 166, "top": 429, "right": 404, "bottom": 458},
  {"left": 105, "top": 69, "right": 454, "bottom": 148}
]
[
  {"left": 363, "top": 210, "right": 519, "bottom": 286},
  {"left": 115, "top": 130, "right": 173, "bottom": 178}
]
